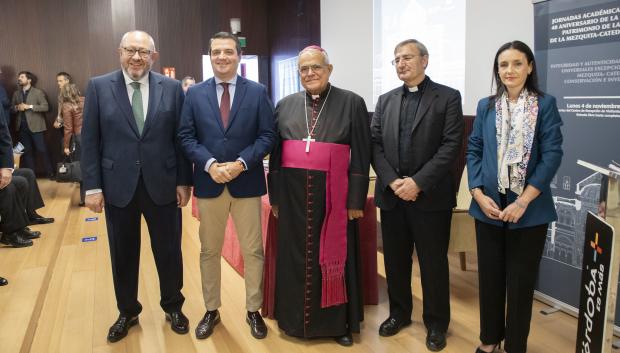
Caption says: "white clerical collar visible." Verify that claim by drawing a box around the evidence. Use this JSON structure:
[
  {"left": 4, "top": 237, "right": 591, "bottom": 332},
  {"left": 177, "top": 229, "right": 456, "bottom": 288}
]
[
  {"left": 311, "top": 94, "right": 320, "bottom": 99},
  {"left": 214, "top": 75, "right": 238, "bottom": 86},
  {"left": 407, "top": 85, "right": 419, "bottom": 93},
  {"left": 122, "top": 70, "right": 149, "bottom": 87}
]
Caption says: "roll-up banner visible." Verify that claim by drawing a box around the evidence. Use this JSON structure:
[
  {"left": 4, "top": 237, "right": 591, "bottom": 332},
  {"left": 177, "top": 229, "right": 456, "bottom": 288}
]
[{"left": 533, "top": 0, "right": 620, "bottom": 325}]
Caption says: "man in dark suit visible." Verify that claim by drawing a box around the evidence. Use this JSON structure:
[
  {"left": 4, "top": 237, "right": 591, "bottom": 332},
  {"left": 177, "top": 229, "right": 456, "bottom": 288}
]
[
  {"left": 81, "top": 30, "right": 192, "bottom": 342},
  {"left": 178, "top": 32, "right": 275, "bottom": 340},
  {"left": 371, "top": 39, "right": 463, "bottom": 352},
  {"left": 11, "top": 71, "right": 53, "bottom": 176}
]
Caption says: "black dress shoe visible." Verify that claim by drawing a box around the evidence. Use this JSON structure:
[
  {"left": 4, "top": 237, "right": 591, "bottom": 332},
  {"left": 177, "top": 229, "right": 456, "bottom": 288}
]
[
  {"left": 335, "top": 333, "right": 353, "bottom": 346},
  {"left": 0, "top": 232, "right": 33, "bottom": 247},
  {"left": 379, "top": 316, "right": 412, "bottom": 337},
  {"left": 28, "top": 212, "right": 54, "bottom": 225},
  {"left": 107, "top": 315, "right": 139, "bottom": 342},
  {"left": 246, "top": 311, "right": 267, "bottom": 339},
  {"left": 19, "top": 227, "right": 40, "bottom": 239},
  {"left": 165, "top": 311, "right": 189, "bottom": 334},
  {"left": 426, "top": 329, "right": 447, "bottom": 352},
  {"left": 0, "top": 277, "right": 7, "bottom": 286},
  {"left": 195, "top": 310, "right": 220, "bottom": 339}
]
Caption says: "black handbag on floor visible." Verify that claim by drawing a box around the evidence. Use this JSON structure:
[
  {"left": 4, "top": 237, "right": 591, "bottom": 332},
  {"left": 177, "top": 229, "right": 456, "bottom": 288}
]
[{"left": 56, "top": 154, "right": 81, "bottom": 183}]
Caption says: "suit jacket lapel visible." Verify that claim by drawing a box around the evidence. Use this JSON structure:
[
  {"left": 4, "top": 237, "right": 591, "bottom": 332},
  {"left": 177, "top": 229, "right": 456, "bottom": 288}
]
[
  {"left": 227, "top": 77, "right": 247, "bottom": 131},
  {"left": 142, "top": 73, "right": 162, "bottom": 136},
  {"left": 110, "top": 70, "right": 140, "bottom": 137},
  {"left": 384, "top": 89, "right": 403, "bottom": 166},
  {"left": 202, "top": 79, "right": 223, "bottom": 132},
  {"left": 410, "top": 80, "right": 437, "bottom": 134}
]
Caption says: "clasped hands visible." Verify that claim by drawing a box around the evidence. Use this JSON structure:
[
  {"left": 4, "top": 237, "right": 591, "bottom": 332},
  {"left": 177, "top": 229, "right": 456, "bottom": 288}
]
[
  {"left": 208, "top": 161, "right": 244, "bottom": 184},
  {"left": 390, "top": 177, "right": 420, "bottom": 201},
  {"left": 15, "top": 103, "right": 30, "bottom": 112},
  {"left": 472, "top": 190, "right": 528, "bottom": 224}
]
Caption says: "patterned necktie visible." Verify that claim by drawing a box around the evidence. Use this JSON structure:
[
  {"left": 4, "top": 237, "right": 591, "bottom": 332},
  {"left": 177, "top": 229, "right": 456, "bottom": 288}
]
[
  {"left": 220, "top": 82, "right": 230, "bottom": 128},
  {"left": 130, "top": 81, "right": 144, "bottom": 134}
]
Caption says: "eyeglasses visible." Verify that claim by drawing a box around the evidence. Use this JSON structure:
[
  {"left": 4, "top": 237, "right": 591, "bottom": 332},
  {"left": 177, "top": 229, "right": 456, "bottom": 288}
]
[
  {"left": 391, "top": 55, "right": 422, "bottom": 66},
  {"left": 299, "top": 64, "right": 325, "bottom": 75},
  {"left": 122, "top": 47, "right": 152, "bottom": 58}
]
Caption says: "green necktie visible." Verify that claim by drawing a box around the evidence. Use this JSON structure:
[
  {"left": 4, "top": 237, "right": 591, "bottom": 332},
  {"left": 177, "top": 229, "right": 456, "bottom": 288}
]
[{"left": 130, "top": 81, "right": 144, "bottom": 134}]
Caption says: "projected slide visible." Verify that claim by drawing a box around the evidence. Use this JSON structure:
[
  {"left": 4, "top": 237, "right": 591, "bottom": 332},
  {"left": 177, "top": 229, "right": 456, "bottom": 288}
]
[{"left": 373, "top": 0, "right": 465, "bottom": 103}]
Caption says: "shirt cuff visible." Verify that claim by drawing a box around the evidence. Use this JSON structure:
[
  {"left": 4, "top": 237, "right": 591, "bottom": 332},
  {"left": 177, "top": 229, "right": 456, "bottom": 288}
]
[
  {"left": 237, "top": 157, "right": 247, "bottom": 170},
  {"left": 85, "top": 189, "right": 102, "bottom": 195},
  {"left": 205, "top": 158, "right": 217, "bottom": 172}
]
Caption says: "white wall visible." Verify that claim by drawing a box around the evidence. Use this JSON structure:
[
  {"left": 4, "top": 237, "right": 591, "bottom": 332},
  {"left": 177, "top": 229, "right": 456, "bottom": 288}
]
[
  {"left": 464, "top": 0, "right": 534, "bottom": 115},
  {"left": 320, "top": 0, "right": 374, "bottom": 110},
  {"left": 321, "top": 0, "right": 534, "bottom": 115}
]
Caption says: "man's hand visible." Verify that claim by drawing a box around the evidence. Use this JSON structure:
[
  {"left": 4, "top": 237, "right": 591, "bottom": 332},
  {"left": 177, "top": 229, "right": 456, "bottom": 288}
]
[
  {"left": 0, "top": 168, "right": 12, "bottom": 189},
  {"left": 85, "top": 193, "right": 105, "bottom": 213},
  {"left": 272, "top": 205, "right": 279, "bottom": 218},
  {"left": 15, "top": 104, "right": 25, "bottom": 112},
  {"left": 389, "top": 178, "right": 405, "bottom": 191},
  {"left": 221, "top": 161, "right": 244, "bottom": 180},
  {"left": 347, "top": 209, "right": 364, "bottom": 220},
  {"left": 64, "top": 148, "right": 71, "bottom": 155},
  {"left": 176, "top": 186, "right": 191, "bottom": 207},
  {"left": 53, "top": 120, "right": 62, "bottom": 129},
  {"left": 208, "top": 163, "right": 233, "bottom": 183},
  {"left": 394, "top": 177, "right": 421, "bottom": 201}
]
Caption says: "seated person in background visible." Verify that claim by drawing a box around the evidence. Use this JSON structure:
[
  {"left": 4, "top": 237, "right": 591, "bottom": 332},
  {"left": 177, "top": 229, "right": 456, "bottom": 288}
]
[
  {"left": 0, "top": 181, "right": 39, "bottom": 247},
  {"left": 13, "top": 168, "right": 54, "bottom": 224},
  {"left": 0, "top": 106, "right": 39, "bottom": 248}
]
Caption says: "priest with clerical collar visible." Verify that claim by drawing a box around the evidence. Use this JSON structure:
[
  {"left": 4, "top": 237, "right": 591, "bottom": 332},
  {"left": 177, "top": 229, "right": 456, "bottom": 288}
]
[{"left": 268, "top": 45, "right": 371, "bottom": 346}]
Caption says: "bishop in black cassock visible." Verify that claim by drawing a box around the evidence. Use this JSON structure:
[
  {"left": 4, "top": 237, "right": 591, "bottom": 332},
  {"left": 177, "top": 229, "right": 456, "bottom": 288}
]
[{"left": 268, "top": 46, "right": 371, "bottom": 346}]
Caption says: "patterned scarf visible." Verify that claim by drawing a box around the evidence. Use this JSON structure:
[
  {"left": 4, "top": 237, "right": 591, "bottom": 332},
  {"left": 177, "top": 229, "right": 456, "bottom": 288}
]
[{"left": 496, "top": 89, "right": 538, "bottom": 195}]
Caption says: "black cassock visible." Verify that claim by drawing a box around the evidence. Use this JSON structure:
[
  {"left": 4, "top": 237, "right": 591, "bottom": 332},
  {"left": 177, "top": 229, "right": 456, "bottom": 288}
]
[{"left": 268, "top": 84, "right": 371, "bottom": 338}]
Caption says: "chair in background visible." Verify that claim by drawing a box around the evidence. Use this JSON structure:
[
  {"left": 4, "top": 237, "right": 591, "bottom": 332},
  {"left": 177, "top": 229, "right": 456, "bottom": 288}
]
[{"left": 448, "top": 115, "right": 475, "bottom": 271}]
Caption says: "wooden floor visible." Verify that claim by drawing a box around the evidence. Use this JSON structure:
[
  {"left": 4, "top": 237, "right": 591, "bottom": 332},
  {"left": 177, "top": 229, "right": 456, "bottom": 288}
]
[{"left": 0, "top": 180, "right": 578, "bottom": 353}]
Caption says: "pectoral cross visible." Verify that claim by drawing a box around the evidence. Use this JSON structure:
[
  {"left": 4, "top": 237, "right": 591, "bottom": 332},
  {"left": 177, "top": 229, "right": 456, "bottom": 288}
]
[{"left": 303, "top": 135, "right": 315, "bottom": 153}]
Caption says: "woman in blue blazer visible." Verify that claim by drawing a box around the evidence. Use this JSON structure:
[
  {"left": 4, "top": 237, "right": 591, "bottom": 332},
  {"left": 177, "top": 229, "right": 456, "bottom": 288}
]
[{"left": 467, "top": 41, "right": 563, "bottom": 353}]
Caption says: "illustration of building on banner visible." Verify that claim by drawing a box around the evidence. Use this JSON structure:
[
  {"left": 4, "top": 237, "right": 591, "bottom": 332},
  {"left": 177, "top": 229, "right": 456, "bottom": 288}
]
[{"left": 544, "top": 172, "right": 602, "bottom": 267}]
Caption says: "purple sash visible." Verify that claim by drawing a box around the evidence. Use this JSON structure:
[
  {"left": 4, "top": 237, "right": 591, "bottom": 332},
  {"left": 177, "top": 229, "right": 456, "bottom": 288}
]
[{"left": 281, "top": 139, "right": 350, "bottom": 307}]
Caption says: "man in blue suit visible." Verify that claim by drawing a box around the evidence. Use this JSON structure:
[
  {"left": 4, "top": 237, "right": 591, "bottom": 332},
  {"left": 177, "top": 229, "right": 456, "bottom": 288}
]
[
  {"left": 178, "top": 32, "right": 275, "bottom": 340},
  {"left": 81, "top": 30, "right": 192, "bottom": 342}
]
